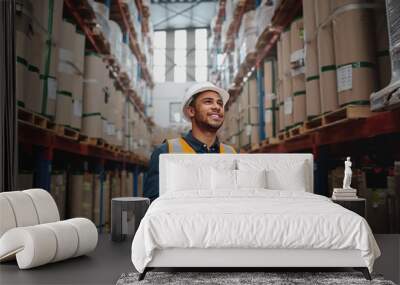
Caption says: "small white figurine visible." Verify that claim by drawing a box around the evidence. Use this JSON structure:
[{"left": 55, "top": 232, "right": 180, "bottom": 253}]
[{"left": 342, "top": 157, "right": 353, "bottom": 189}]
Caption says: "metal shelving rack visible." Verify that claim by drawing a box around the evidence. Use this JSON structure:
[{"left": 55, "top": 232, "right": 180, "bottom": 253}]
[
  {"left": 218, "top": 0, "right": 400, "bottom": 198},
  {"left": 18, "top": 1, "right": 151, "bottom": 215}
]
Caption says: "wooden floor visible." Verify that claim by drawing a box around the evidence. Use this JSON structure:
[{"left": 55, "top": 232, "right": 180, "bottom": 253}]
[{"left": 0, "top": 234, "right": 398, "bottom": 285}]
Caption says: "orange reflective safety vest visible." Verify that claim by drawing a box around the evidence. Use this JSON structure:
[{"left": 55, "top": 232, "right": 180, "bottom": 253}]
[{"left": 167, "top": 137, "right": 237, "bottom": 154}]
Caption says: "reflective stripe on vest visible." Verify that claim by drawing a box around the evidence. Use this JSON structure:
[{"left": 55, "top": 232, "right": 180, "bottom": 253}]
[{"left": 167, "top": 138, "right": 236, "bottom": 154}]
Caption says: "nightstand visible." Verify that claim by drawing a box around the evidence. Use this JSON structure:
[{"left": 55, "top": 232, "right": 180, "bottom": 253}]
[
  {"left": 111, "top": 197, "right": 150, "bottom": 242},
  {"left": 331, "top": 197, "right": 366, "bottom": 218}
]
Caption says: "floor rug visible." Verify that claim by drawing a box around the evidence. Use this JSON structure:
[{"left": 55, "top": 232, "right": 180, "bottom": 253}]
[{"left": 116, "top": 271, "right": 396, "bottom": 285}]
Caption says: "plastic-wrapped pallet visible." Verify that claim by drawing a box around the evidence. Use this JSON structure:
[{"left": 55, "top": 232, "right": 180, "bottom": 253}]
[
  {"left": 303, "top": 0, "right": 321, "bottom": 119},
  {"left": 56, "top": 20, "right": 76, "bottom": 127},
  {"left": 88, "top": 0, "right": 110, "bottom": 41},
  {"left": 121, "top": 43, "right": 133, "bottom": 81},
  {"left": 332, "top": 0, "right": 377, "bottom": 107},
  {"left": 24, "top": 0, "right": 63, "bottom": 118},
  {"left": 108, "top": 20, "right": 123, "bottom": 64},
  {"left": 256, "top": 0, "right": 276, "bottom": 37},
  {"left": 82, "top": 52, "right": 108, "bottom": 139},
  {"left": 282, "top": 29, "right": 293, "bottom": 129},
  {"left": 238, "top": 10, "right": 257, "bottom": 65},
  {"left": 264, "top": 59, "right": 278, "bottom": 138},
  {"left": 15, "top": 0, "right": 32, "bottom": 108},
  {"left": 373, "top": 0, "right": 391, "bottom": 89},
  {"left": 290, "top": 17, "right": 306, "bottom": 125},
  {"left": 24, "top": 10, "right": 44, "bottom": 115}
]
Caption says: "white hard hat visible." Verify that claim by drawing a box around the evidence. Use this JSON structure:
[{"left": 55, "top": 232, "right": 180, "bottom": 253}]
[{"left": 182, "top": 82, "right": 230, "bottom": 121}]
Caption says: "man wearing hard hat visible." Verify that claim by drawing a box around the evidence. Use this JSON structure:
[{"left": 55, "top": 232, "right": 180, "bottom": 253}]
[{"left": 143, "top": 81, "right": 237, "bottom": 201}]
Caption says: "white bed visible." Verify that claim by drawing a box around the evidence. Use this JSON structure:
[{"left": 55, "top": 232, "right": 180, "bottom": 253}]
[{"left": 131, "top": 154, "right": 380, "bottom": 280}]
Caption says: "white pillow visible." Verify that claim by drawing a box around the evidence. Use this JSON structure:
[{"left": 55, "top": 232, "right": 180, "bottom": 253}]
[
  {"left": 266, "top": 161, "right": 307, "bottom": 191},
  {"left": 236, "top": 169, "right": 267, "bottom": 189},
  {"left": 238, "top": 159, "right": 308, "bottom": 191},
  {"left": 167, "top": 162, "right": 212, "bottom": 191},
  {"left": 212, "top": 168, "right": 237, "bottom": 190}
]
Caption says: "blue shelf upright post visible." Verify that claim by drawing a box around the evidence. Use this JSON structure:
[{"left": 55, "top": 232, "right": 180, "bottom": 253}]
[
  {"left": 105, "top": 0, "right": 111, "bottom": 9},
  {"left": 34, "top": 146, "right": 53, "bottom": 192},
  {"left": 123, "top": 32, "right": 129, "bottom": 45},
  {"left": 256, "top": 63, "right": 266, "bottom": 141},
  {"left": 96, "top": 159, "right": 105, "bottom": 233},
  {"left": 133, "top": 165, "right": 139, "bottom": 197}
]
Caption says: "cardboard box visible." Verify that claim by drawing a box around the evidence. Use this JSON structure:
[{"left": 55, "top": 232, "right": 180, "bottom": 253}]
[
  {"left": 332, "top": 0, "right": 376, "bottom": 106},
  {"left": 292, "top": 73, "right": 306, "bottom": 124},
  {"left": 303, "top": 0, "right": 317, "bottom": 41},
  {"left": 55, "top": 92, "right": 72, "bottom": 127},
  {"left": 68, "top": 172, "right": 93, "bottom": 220},
  {"left": 17, "top": 170, "right": 33, "bottom": 190},
  {"left": 316, "top": 0, "right": 338, "bottom": 113},
  {"left": 50, "top": 171, "right": 67, "bottom": 220}
]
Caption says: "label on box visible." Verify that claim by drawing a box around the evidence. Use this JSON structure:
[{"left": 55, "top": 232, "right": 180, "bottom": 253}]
[
  {"left": 47, "top": 78, "right": 57, "bottom": 100},
  {"left": 284, "top": 97, "right": 293, "bottom": 115},
  {"left": 110, "top": 123, "right": 115, "bottom": 135},
  {"left": 265, "top": 110, "right": 272, "bottom": 123},
  {"left": 59, "top": 48, "right": 73, "bottom": 63},
  {"left": 73, "top": 100, "right": 82, "bottom": 117},
  {"left": 245, "top": 125, "right": 252, "bottom": 136},
  {"left": 337, "top": 64, "right": 353, "bottom": 92},
  {"left": 117, "top": 130, "right": 123, "bottom": 141},
  {"left": 103, "top": 120, "right": 108, "bottom": 134},
  {"left": 264, "top": 93, "right": 276, "bottom": 102}
]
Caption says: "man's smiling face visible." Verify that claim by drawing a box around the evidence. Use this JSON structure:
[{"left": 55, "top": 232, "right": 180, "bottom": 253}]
[{"left": 186, "top": 90, "right": 225, "bottom": 131}]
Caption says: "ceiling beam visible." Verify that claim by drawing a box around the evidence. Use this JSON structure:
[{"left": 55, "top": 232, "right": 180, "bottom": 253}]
[{"left": 154, "top": 1, "right": 203, "bottom": 28}]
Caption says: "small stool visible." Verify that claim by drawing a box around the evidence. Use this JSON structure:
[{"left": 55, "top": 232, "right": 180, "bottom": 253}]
[{"left": 111, "top": 197, "right": 150, "bottom": 242}]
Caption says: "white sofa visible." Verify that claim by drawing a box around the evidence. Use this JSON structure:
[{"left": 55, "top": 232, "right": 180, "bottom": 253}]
[{"left": 0, "top": 188, "right": 98, "bottom": 269}]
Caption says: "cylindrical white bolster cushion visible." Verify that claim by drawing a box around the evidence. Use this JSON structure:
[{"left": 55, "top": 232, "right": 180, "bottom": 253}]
[
  {"left": 0, "top": 226, "right": 57, "bottom": 269},
  {"left": 1, "top": 191, "right": 39, "bottom": 227},
  {"left": 42, "top": 221, "right": 79, "bottom": 263},
  {"left": 23, "top": 189, "right": 60, "bottom": 223},
  {"left": 65, "top": 218, "right": 98, "bottom": 257},
  {"left": 0, "top": 195, "right": 17, "bottom": 238}
]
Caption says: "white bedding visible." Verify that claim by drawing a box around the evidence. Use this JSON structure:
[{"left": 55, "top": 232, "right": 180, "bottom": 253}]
[{"left": 131, "top": 190, "right": 380, "bottom": 273}]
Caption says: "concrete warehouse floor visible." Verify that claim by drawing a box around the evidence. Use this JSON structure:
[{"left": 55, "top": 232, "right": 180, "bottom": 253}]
[{"left": 0, "top": 234, "right": 399, "bottom": 285}]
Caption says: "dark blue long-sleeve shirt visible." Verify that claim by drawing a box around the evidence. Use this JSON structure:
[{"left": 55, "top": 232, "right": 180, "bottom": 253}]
[{"left": 143, "top": 130, "right": 224, "bottom": 201}]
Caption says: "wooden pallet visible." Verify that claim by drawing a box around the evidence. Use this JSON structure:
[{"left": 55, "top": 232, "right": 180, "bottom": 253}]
[
  {"left": 260, "top": 137, "right": 280, "bottom": 147},
  {"left": 305, "top": 105, "right": 372, "bottom": 132},
  {"left": 18, "top": 107, "right": 55, "bottom": 132},
  {"left": 304, "top": 115, "right": 324, "bottom": 131},
  {"left": 250, "top": 142, "right": 260, "bottom": 152},
  {"left": 56, "top": 125, "right": 79, "bottom": 140},
  {"left": 277, "top": 131, "right": 286, "bottom": 141},
  {"left": 80, "top": 136, "right": 105, "bottom": 147},
  {"left": 289, "top": 124, "right": 306, "bottom": 138},
  {"left": 324, "top": 105, "right": 371, "bottom": 125}
]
